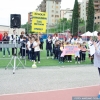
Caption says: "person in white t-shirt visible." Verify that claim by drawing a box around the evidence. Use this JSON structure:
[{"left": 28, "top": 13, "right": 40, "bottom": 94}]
[
  {"left": 52, "top": 33, "right": 59, "bottom": 54},
  {"left": 75, "top": 36, "right": 83, "bottom": 44},
  {"left": 27, "top": 37, "right": 32, "bottom": 60},
  {"left": 33, "top": 38, "right": 40, "bottom": 63}
]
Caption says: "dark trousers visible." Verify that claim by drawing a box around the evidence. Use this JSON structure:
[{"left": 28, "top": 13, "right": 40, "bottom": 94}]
[
  {"left": 31, "top": 51, "right": 34, "bottom": 60},
  {"left": 12, "top": 48, "right": 17, "bottom": 55},
  {"left": 40, "top": 42, "right": 43, "bottom": 50},
  {"left": 91, "top": 55, "right": 94, "bottom": 64},
  {"left": 34, "top": 51, "right": 40, "bottom": 62},
  {"left": 75, "top": 56, "right": 80, "bottom": 62},
  {"left": 54, "top": 51, "right": 59, "bottom": 59},
  {"left": 82, "top": 53, "right": 86, "bottom": 61},
  {"left": 47, "top": 49, "right": 52, "bottom": 57},
  {"left": 53, "top": 44, "right": 55, "bottom": 54},
  {"left": 22, "top": 49, "right": 25, "bottom": 57},
  {"left": 20, "top": 48, "right": 22, "bottom": 56},
  {"left": 79, "top": 51, "right": 82, "bottom": 61},
  {"left": 58, "top": 54, "right": 64, "bottom": 62},
  {"left": 28, "top": 50, "right": 33, "bottom": 60},
  {"left": 68, "top": 55, "right": 72, "bottom": 61},
  {"left": 98, "top": 68, "right": 100, "bottom": 76}
]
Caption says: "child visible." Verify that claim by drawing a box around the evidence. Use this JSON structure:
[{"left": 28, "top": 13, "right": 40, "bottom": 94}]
[
  {"left": 81, "top": 44, "right": 87, "bottom": 61},
  {"left": 75, "top": 43, "right": 81, "bottom": 64},
  {"left": 58, "top": 43, "right": 64, "bottom": 63},
  {"left": 21, "top": 37, "right": 27, "bottom": 59},
  {"left": 46, "top": 36, "right": 53, "bottom": 59},
  {"left": 67, "top": 42, "right": 72, "bottom": 62},
  {"left": 54, "top": 40, "right": 60, "bottom": 59}
]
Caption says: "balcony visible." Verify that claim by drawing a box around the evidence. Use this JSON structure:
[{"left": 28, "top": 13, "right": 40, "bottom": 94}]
[
  {"left": 94, "top": 6, "right": 99, "bottom": 9},
  {"left": 94, "top": 2, "right": 100, "bottom": 5}
]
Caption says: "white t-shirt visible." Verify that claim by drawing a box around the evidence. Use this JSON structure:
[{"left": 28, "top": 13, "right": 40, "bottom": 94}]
[
  {"left": 52, "top": 37, "right": 58, "bottom": 44},
  {"left": 33, "top": 41, "right": 40, "bottom": 52},
  {"left": 75, "top": 38, "right": 83, "bottom": 44},
  {"left": 67, "top": 38, "right": 75, "bottom": 44},
  {"left": 88, "top": 41, "right": 93, "bottom": 48},
  {"left": 27, "top": 41, "right": 31, "bottom": 51}
]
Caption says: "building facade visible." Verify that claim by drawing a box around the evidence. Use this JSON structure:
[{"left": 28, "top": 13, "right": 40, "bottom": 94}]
[
  {"left": 80, "top": 0, "right": 100, "bottom": 21},
  {"left": 28, "top": 0, "right": 61, "bottom": 27},
  {"left": 28, "top": 12, "right": 32, "bottom": 25},
  {"left": 63, "top": 9, "right": 73, "bottom": 20},
  {"left": 60, "top": 10, "right": 66, "bottom": 19}
]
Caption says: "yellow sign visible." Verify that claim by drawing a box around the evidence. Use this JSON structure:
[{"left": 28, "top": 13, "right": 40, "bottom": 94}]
[{"left": 32, "top": 12, "right": 47, "bottom": 33}]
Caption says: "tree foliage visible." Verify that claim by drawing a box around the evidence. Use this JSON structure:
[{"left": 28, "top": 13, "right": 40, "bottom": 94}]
[
  {"left": 71, "top": 0, "right": 79, "bottom": 36},
  {"left": 86, "top": 0, "right": 94, "bottom": 32},
  {"left": 21, "top": 22, "right": 31, "bottom": 33}
]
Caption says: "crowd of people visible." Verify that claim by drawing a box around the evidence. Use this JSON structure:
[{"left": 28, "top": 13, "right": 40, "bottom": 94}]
[
  {"left": 46, "top": 33, "right": 94, "bottom": 64},
  {"left": 0, "top": 31, "right": 95, "bottom": 64}
]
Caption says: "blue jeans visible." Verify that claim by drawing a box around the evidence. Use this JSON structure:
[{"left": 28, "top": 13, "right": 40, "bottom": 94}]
[
  {"left": 28, "top": 50, "right": 32, "bottom": 60},
  {"left": 3, "top": 48, "right": 10, "bottom": 55}
]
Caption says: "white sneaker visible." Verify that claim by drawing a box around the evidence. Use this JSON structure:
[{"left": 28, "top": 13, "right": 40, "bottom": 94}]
[
  {"left": 47, "top": 57, "right": 49, "bottom": 59},
  {"left": 38, "top": 61, "right": 40, "bottom": 63},
  {"left": 3, "top": 55, "right": 5, "bottom": 57},
  {"left": 68, "top": 61, "right": 69, "bottom": 62},
  {"left": 78, "top": 62, "right": 80, "bottom": 64},
  {"left": 8, "top": 55, "right": 10, "bottom": 57},
  {"left": 70, "top": 61, "right": 72, "bottom": 62},
  {"left": 75, "top": 62, "right": 77, "bottom": 64}
]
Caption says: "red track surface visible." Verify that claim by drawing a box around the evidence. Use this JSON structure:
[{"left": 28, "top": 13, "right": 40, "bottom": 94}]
[{"left": 0, "top": 85, "right": 100, "bottom": 100}]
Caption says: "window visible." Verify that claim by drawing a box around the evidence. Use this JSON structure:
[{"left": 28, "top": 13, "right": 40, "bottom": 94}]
[
  {"left": 55, "top": 15, "right": 59, "bottom": 17},
  {"left": 56, "top": 2, "right": 58, "bottom": 4},
  {"left": 98, "top": 16, "right": 99, "bottom": 19},
  {"left": 56, "top": 11, "right": 58, "bottom": 13},
  {"left": 52, "top": 10, "right": 54, "bottom": 12},
  {"left": 98, "top": 22, "right": 99, "bottom": 24},
  {"left": 52, "top": 19, "right": 54, "bottom": 22},
  {"left": 95, "top": 17, "right": 96, "bottom": 19},
  {"left": 56, "top": 6, "right": 58, "bottom": 8}
]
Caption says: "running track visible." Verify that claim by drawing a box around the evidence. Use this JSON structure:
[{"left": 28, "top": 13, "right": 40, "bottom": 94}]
[{"left": 0, "top": 85, "right": 100, "bottom": 100}]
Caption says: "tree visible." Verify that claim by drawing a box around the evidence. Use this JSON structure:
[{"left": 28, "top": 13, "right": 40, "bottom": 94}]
[
  {"left": 71, "top": 0, "right": 79, "bottom": 36},
  {"left": 21, "top": 22, "right": 31, "bottom": 33},
  {"left": 86, "top": 0, "right": 94, "bottom": 32}
]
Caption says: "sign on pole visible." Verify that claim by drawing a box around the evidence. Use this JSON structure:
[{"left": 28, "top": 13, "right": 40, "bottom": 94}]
[{"left": 32, "top": 12, "right": 47, "bottom": 33}]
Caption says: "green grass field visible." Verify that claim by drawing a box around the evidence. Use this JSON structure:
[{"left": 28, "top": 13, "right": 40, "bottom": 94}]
[{"left": 0, "top": 42, "right": 91, "bottom": 68}]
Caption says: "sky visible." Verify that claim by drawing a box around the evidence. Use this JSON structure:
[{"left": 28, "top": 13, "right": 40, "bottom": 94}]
[{"left": 0, "top": 0, "right": 82, "bottom": 26}]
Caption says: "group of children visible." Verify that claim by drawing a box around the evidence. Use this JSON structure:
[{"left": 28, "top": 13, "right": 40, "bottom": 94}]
[
  {"left": 19, "top": 34, "right": 41, "bottom": 63},
  {"left": 15, "top": 33, "right": 93, "bottom": 64},
  {"left": 46, "top": 35, "right": 93, "bottom": 64}
]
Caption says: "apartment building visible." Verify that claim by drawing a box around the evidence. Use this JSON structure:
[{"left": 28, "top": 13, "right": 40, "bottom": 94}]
[
  {"left": 60, "top": 10, "right": 66, "bottom": 19},
  {"left": 63, "top": 9, "right": 73, "bottom": 20},
  {"left": 80, "top": 0, "right": 100, "bottom": 22},
  {"left": 28, "top": 0, "right": 61, "bottom": 27},
  {"left": 28, "top": 12, "right": 32, "bottom": 25}
]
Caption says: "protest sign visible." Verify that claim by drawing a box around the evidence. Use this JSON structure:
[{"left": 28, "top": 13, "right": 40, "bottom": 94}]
[
  {"left": 32, "top": 12, "right": 47, "bottom": 33},
  {"left": 61, "top": 45, "right": 78, "bottom": 57}
]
